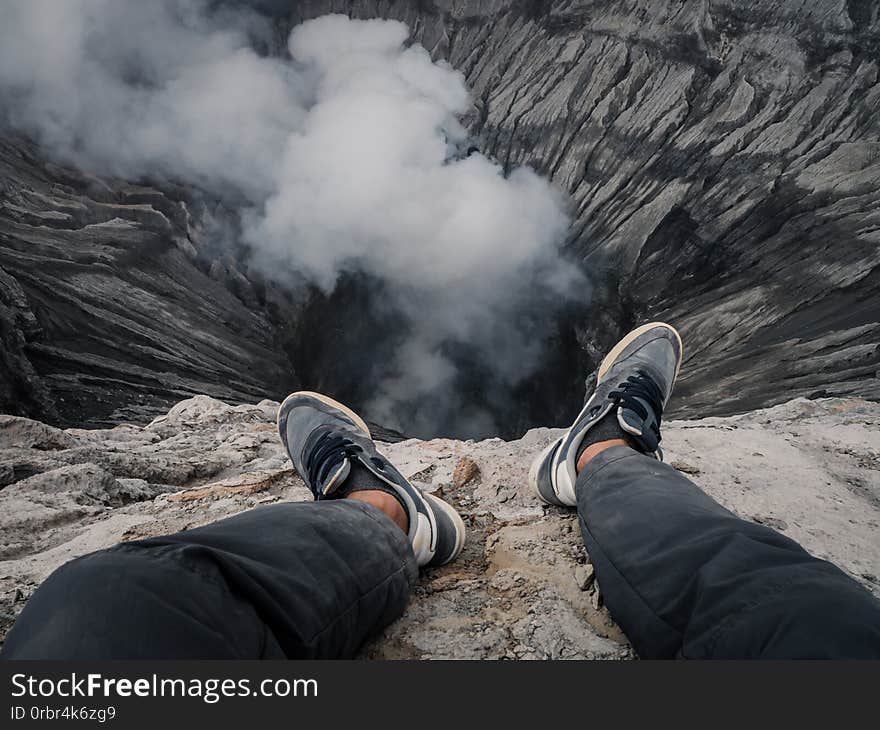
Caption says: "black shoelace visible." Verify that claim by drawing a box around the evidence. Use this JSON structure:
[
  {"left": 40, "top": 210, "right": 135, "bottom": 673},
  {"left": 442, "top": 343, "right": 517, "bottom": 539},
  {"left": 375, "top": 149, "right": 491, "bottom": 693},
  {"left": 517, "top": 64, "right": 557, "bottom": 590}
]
[
  {"left": 305, "top": 431, "right": 364, "bottom": 491},
  {"left": 608, "top": 372, "right": 664, "bottom": 442}
]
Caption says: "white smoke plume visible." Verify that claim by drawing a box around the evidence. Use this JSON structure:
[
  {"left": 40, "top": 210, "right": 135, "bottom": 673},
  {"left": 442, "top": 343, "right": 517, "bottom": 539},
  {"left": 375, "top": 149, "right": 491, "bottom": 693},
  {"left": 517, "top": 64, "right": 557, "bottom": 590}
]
[{"left": 0, "top": 1, "right": 583, "bottom": 437}]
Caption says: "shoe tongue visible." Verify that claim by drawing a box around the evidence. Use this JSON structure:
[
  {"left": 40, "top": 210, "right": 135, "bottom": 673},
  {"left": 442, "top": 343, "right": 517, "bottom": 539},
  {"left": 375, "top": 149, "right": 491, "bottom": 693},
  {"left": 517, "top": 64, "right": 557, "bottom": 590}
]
[
  {"left": 320, "top": 457, "right": 351, "bottom": 496},
  {"left": 617, "top": 403, "right": 660, "bottom": 453}
]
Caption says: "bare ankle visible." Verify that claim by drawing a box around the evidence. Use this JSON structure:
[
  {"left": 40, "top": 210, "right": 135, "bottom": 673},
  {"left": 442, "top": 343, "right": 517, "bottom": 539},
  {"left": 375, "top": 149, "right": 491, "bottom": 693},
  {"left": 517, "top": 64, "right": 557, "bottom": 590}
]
[
  {"left": 576, "top": 438, "right": 630, "bottom": 474},
  {"left": 346, "top": 490, "right": 409, "bottom": 533}
]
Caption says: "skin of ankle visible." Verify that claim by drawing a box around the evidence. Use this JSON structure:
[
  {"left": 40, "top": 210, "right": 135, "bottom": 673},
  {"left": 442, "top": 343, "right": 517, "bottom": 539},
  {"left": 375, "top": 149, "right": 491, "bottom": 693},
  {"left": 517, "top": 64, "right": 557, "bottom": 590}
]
[
  {"left": 346, "top": 490, "right": 409, "bottom": 533},
  {"left": 576, "top": 438, "right": 630, "bottom": 474}
]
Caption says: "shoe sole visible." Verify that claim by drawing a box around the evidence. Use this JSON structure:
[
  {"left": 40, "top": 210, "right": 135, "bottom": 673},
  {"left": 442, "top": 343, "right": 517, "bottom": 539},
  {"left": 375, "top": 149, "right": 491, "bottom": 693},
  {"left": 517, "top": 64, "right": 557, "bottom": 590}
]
[
  {"left": 597, "top": 321, "right": 683, "bottom": 384},
  {"left": 423, "top": 491, "right": 467, "bottom": 565},
  {"left": 276, "top": 390, "right": 373, "bottom": 448},
  {"left": 528, "top": 438, "right": 564, "bottom": 506}
]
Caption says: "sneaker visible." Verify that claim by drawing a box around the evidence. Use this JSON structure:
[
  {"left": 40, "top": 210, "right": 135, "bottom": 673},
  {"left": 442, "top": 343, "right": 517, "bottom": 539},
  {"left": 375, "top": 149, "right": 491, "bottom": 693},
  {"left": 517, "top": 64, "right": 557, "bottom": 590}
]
[
  {"left": 529, "top": 322, "right": 683, "bottom": 507},
  {"left": 277, "top": 391, "right": 466, "bottom": 567}
]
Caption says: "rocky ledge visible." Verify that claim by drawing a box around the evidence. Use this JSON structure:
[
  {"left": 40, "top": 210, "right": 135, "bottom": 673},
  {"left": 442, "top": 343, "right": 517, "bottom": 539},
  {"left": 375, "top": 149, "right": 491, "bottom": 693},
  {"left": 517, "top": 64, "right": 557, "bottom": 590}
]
[{"left": 1, "top": 395, "right": 878, "bottom": 658}]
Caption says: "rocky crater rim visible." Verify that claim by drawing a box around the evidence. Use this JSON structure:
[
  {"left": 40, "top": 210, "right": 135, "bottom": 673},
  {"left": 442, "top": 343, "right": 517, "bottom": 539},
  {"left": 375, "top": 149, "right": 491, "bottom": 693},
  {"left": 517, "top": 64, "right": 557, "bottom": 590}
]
[{"left": 1, "top": 393, "right": 877, "bottom": 659}]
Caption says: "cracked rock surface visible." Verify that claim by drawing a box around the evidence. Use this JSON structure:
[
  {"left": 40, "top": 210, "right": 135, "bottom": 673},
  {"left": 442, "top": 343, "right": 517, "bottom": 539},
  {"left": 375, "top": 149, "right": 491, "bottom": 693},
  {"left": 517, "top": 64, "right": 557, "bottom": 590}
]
[
  {"left": 2, "top": 0, "right": 879, "bottom": 433},
  {"left": 290, "top": 0, "right": 880, "bottom": 416},
  {"left": 1, "top": 394, "right": 877, "bottom": 658}
]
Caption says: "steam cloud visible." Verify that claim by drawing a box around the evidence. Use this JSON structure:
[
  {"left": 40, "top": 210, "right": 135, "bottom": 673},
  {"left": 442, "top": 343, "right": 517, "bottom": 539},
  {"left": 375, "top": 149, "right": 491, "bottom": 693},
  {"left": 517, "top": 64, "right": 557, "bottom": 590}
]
[{"left": 0, "top": 1, "right": 583, "bottom": 438}]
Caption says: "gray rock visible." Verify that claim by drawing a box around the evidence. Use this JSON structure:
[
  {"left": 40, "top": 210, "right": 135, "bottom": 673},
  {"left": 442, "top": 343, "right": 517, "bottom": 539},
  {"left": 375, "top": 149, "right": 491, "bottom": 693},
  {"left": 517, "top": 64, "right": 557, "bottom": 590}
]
[
  {"left": 1, "top": 1, "right": 879, "bottom": 438},
  {"left": 291, "top": 0, "right": 880, "bottom": 424},
  {"left": 0, "top": 415, "right": 75, "bottom": 451},
  {"left": 575, "top": 563, "right": 595, "bottom": 591},
  {"left": 0, "top": 139, "right": 298, "bottom": 428}
]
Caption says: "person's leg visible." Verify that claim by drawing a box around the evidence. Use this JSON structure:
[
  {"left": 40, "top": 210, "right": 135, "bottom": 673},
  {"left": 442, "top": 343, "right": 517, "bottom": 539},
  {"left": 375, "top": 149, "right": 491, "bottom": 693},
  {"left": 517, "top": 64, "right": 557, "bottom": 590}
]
[
  {"left": 576, "top": 441, "right": 880, "bottom": 659},
  {"left": 531, "top": 322, "right": 880, "bottom": 659},
  {"left": 2, "top": 389, "right": 466, "bottom": 660},
  {"left": 1, "top": 497, "right": 417, "bottom": 659}
]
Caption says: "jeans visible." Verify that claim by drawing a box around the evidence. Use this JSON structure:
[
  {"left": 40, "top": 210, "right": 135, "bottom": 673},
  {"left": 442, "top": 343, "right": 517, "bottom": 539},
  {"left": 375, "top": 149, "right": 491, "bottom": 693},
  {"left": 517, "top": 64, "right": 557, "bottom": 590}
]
[
  {"left": 576, "top": 447, "right": 880, "bottom": 658},
  {"left": 1, "top": 501, "right": 416, "bottom": 659}
]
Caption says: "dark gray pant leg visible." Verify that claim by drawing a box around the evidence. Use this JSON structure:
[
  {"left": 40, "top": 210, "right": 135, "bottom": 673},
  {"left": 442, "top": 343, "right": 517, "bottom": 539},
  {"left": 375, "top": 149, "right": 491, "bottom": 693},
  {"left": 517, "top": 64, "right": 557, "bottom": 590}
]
[
  {"left": 576, "top": 446, "right": 880, "bottom": 659},
  {"left": 1, "top": 501, "right": 417, "bottom": 659}
]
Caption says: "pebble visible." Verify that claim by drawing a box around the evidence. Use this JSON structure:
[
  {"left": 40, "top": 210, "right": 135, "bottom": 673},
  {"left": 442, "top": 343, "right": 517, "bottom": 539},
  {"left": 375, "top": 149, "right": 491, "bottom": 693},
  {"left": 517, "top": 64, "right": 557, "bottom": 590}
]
[{"left": 574, "top": 564, "right": 595, "bottom": 591}]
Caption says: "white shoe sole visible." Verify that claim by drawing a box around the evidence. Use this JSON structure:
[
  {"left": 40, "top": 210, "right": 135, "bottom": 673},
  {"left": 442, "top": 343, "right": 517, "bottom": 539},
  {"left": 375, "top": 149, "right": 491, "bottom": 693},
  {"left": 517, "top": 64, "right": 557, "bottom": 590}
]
[
  {"left": 277, "top": 390, "right": 372, "bottom": 441},
  {"left": 597, "top": 321, "right": 683, "bottom": 385},
  {"left": 423, "top": 491, "right": 467, "bottom": 565},
  {"left": 528, "top": 438, "right": 564, "bottom": 506}
]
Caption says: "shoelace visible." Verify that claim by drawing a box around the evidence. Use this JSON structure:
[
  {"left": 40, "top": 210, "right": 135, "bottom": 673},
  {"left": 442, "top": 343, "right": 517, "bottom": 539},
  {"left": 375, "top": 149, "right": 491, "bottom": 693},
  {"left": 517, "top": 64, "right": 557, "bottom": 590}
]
[
  {"left": 305, "top": 432, "right": 364, "bottom": 491},
  {"left": 608, "top": 372, "right": 664, "bottom": 441}
]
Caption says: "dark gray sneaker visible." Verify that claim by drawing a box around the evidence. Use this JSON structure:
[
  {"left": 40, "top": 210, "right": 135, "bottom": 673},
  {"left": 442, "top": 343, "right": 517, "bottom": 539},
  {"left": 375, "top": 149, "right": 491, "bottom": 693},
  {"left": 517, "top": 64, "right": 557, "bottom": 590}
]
[
  {"left": 277, "top": 391, "right": 465, "bottom": 567},
  {"left": 529, "top": 322, "right": 683, "bottom": 507}
]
